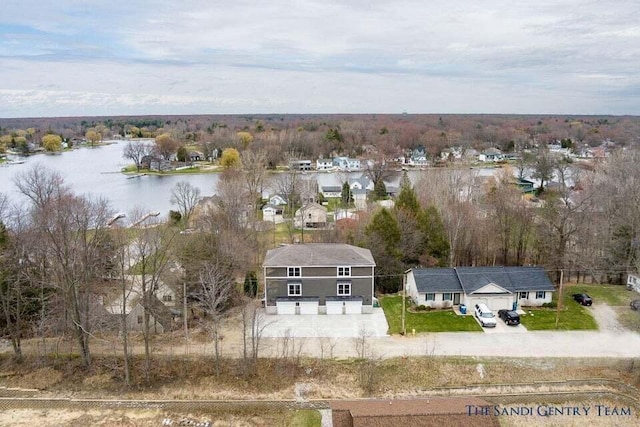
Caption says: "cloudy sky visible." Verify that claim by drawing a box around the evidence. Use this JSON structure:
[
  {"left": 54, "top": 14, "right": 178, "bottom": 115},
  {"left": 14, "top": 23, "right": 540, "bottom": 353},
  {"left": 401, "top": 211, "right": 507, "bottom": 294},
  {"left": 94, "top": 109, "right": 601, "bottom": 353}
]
[{"left": 1, "top": 0, "right": 639, "bottom": 117}]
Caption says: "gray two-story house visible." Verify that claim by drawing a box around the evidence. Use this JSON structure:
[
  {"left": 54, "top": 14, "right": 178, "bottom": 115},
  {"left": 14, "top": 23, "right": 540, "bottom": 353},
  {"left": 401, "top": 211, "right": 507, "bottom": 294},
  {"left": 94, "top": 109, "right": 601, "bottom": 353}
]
[{"left": 263, "top": 243, "right": 376, "bottom": 315}]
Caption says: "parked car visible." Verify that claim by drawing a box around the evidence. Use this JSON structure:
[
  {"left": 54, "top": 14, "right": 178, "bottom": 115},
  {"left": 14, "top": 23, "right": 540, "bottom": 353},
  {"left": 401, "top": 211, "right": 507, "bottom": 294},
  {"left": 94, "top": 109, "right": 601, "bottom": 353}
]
[
  {"left": 572, "top": 293, "right": 593, "bottom": 306},
  {"left": 474, "top": 303, "right": 497, "bottom": 328},
  {"left": 497, "top": 309, "right": 520, "bottom": 325},
  {"left": 631, "top": 300, "right": 640, "bottom": 311}
]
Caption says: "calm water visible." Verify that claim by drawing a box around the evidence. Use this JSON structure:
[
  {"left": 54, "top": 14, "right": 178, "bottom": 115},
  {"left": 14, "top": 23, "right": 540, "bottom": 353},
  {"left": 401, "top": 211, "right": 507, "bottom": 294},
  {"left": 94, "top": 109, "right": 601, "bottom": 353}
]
[
  {"left": 0, "top": 141, "right": 220, "bottom": 217},
  {"left": 0, "top": 141, "right": 499, "bottom": 218}
]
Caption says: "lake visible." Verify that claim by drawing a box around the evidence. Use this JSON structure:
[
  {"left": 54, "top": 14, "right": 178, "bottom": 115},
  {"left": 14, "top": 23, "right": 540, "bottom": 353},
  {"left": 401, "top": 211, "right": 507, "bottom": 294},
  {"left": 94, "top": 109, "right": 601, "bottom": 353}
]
[{"left": 0, "top": 140, "right": 500, "bottom": 219}]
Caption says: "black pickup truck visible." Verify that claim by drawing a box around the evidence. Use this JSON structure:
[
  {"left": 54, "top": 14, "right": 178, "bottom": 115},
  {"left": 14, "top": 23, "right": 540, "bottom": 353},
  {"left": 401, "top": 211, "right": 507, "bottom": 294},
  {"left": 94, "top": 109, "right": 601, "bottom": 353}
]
[{"left": 572, "top": 293, "right": 593, "bottom": 306}]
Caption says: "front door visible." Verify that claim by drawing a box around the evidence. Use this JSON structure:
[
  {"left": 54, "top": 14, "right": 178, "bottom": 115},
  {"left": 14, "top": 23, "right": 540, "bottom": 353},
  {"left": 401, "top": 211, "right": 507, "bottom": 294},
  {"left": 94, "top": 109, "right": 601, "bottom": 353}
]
[{"left": 453, "top": 293, "right": 461, "bottom": 305}]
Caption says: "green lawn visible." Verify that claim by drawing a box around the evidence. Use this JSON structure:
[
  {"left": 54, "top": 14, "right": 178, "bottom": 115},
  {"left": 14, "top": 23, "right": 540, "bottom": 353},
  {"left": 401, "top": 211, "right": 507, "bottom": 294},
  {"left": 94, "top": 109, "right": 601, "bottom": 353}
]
[
  {"left": 567, "top": 283, "right": 637, "bottom": 307},
  {"left": 568, "top": 283, "right": 640, "bottom": 331},
  {"left": 380, "top": 295, "right": 482, "bottom": 334},
  {"left": 519, "top": 290, "right": 597, "bottom": 330}
]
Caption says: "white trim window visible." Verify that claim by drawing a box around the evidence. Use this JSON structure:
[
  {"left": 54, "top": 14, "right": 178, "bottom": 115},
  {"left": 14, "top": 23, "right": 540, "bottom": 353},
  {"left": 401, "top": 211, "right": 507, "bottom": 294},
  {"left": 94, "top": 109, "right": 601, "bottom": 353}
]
[
  {"left": 443, "top": 292, "right": 452, "bottom": 301},
  {"left": 337, "top": 282, "right": 351, "bottom": 296},
  {"left": 337, "top": 266, "right": 351, "bottom": 277},
  {"left": 519, "top": 291, "right": 528, "bottom": 299},
  {"left": 425, "top": 293, "right": 435, "bottom": 301},
  {"left": 287, "top": 267, "right": 301, "bottom": 277},
  {"left": 288, "top": 283, "right": 302, "bottom": 296},
  {"left": 535, "top": 291, "right": 545, "bottom": 299}
]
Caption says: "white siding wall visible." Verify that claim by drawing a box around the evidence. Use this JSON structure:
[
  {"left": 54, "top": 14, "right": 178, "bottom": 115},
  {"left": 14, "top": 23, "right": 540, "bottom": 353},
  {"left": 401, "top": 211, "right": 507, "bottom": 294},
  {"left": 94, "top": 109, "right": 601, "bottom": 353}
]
[{"left": 518, "top": 291, "right": 553, "bottom": 307}]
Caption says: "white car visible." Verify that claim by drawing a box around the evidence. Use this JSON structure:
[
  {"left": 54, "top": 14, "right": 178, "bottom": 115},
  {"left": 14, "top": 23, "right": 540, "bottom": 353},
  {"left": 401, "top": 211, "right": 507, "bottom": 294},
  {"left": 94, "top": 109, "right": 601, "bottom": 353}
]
[{"left": 474, "top": 303, "right": 497, "bottom": 328}]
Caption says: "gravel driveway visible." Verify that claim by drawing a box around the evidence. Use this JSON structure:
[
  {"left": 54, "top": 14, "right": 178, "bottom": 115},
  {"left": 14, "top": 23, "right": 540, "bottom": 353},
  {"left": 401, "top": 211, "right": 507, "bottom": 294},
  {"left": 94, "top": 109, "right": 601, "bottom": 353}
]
[{"left": 588, "top": 303, "right": 627, "bottom": 332}]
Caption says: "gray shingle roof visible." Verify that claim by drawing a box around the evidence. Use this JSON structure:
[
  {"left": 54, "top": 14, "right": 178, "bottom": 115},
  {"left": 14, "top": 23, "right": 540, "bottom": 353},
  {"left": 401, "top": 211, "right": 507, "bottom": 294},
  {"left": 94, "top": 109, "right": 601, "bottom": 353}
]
[
  {"left": 412, "top": 268, "right": 463, "bottom": 293},
  {"left": 264, "top": 244, "right": 375, "bottom": 267},
  {"left": 412, "top": 266, "right": 555, "bottom": 294}
]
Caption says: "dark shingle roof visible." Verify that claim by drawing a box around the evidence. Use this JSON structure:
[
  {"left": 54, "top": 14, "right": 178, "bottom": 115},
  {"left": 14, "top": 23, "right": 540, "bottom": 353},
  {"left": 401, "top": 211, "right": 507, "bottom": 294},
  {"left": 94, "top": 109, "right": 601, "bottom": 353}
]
[
  {"left": 412, "top": 266, "right": 555, "bottom": 294},
  {"left": 455, "top": 267, "right": 513, "bottom": 293},
  {"left": 412, "top": 268, "right": 463, "bottom": 293},
  {"left": 264, "top": 243, "right": 375, "bottom": 267}
]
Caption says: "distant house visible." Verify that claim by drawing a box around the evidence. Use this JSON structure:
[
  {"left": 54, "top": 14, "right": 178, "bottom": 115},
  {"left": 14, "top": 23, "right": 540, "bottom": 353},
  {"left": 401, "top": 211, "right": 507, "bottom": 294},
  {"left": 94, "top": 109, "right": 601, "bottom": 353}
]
[
  {"left": 349, "top": 175, "right": 373, "bottom": 191},
  {"left": 289, "top": 159, "right": 312, "bottom": 171},
  {"left": 333, "top": 157, "right": 362, "bottom": 171},
  {"left": 409, "top": 147, "right": 428, "bottom": 165},
  {"left": 102, "top": 281, "right": 179, "bottom": 334},
  {"left": 263, "top": 243, "right": 376, "bottom": 315},
  {"left": 140, "top": 155, "right": 171, "bottom": 171},
  {"left": 263, "top": 203, "right": 284, "bottom": 224},
  {"left": 515, "top": 178, "right": 535, "bottom": 194},
  {"left": 316, "top": 159, "right": 334, "bottom": 171},
  {"left": 294, "top": 202, "right": 327, "bottom": 228},
  {"left": 406, "top": 266, "right": 555, "bottom": 311},
  {"left": 189, "top": 151, "right": 203, "bottom": 161},
  {"left": 321, "top": 185, "right": 342, "bottom": 198},
  {"left": 269, "top": 194, "right": 288, "bottom": 206},
  {"left": 478, "top": 148, "right": 504, "bottom": 162}
]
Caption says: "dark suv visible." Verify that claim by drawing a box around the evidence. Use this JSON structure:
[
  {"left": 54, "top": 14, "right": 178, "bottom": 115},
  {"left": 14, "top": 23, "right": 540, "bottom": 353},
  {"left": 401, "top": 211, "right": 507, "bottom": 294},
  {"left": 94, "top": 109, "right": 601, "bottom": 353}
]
[
  {"left": 497, "top": 309, "right": 520, "bottom": 325},
  {"left": 573, "top": 293, "right": 593, "bottom": 306}
]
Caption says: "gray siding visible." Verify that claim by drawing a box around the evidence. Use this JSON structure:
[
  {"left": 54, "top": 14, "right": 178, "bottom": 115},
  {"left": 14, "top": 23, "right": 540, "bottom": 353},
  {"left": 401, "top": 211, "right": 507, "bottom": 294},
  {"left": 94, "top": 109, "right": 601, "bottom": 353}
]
[
  {"left": 266, "top": 265, "right": 373, "bottom": 278},
  {"left": 265, "top": 277, "right": 372, "bottom": 306}
]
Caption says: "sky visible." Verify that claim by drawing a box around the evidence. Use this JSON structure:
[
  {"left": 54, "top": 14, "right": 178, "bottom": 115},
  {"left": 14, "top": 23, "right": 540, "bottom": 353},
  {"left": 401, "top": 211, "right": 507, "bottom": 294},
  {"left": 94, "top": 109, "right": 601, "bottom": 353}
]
[{"left": 1, "top": 0, "right": 639, "bottom": 117}]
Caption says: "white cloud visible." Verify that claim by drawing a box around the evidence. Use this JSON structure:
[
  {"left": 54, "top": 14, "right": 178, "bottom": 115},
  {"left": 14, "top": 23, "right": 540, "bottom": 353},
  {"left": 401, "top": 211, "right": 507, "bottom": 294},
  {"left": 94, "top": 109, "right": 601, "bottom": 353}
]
[{"left": 1, "top": 0, "right": 640, "bottom": 116}]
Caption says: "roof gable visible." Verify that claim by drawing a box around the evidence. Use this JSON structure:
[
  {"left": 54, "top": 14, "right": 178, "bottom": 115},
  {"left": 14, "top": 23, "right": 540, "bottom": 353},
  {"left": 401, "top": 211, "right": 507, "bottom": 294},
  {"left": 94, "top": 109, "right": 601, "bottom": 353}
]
[{"left": 470, "top": 283, "right": 511, "bottom": 294}]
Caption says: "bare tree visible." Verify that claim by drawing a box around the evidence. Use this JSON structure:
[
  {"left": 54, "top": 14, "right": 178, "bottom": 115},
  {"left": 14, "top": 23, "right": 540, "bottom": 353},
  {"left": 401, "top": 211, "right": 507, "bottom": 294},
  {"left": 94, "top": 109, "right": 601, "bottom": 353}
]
[
  {"left": 110, "top": 223, "right": 135, "bottom": 386},
  {"left": 241, "top": 149, "right": 268, "bottom": 211},
  {"left": 123, "top": 140, "right": 153, "bottom": 171},
  {"left": 15, "top": 166, "right": 114, "bottom": 367},
  {"left": 170, "top": 181, "right": 201, "bottom": 226},
  {"left": 241, "top": 298, "right": 270, "bottom": 376},
  {"left": 197, "top": 259, "right": 234, "bottom": 376},
  {"left": 0, "top": 216, "right": 33, "bottom": 362},
  {"left": 128, "top": 211, "right": 177, "bottom": 381}
]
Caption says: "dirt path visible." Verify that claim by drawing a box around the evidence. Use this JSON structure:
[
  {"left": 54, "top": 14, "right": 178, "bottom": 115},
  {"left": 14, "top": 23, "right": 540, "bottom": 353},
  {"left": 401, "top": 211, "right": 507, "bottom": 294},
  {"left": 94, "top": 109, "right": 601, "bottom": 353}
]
[{"left": 589, "top": 304, "right": 627, "bottom": 332}]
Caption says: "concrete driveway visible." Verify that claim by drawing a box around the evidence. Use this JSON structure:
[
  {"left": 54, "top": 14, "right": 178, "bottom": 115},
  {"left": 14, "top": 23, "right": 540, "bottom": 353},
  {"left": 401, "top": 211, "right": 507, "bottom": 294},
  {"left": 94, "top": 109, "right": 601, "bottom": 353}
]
[
  {"left": 261, "top": 307, "right": 389, "bottom": 338},
  {"left": 481, "top": 317, "right": 528, "bottom": 334}
]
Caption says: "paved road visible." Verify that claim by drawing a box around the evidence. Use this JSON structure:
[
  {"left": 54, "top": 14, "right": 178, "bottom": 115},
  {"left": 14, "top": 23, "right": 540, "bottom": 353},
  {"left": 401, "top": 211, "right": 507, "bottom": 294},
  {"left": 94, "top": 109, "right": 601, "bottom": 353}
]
[
  {"left": 259, "top": 306, "right": 640, "bottom": 359},
  {"left": 261, "top": 330, "right": 640, "bottom": 359}
]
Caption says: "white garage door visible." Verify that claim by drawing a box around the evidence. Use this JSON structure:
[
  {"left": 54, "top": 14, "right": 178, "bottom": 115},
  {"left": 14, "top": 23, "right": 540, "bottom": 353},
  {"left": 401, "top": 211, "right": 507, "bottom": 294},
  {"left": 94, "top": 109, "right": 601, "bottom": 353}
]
[
  {"left": 276, "top": 301, "right": 296, "bottom": 315},
  {"left": 299, "top": 300, "right": 319, "bottom": 314},
  {"left": 326, "top": 300, "right": 343, "bottom": 315},
  {"left": 469, "top": 298, "right": 488, "bottom": 310},
  {"left": 488, "top": 298, "right": 511, "bottom": 311},
  {"left": 344, "top": 300, "right": 362, "bottom": 314}
]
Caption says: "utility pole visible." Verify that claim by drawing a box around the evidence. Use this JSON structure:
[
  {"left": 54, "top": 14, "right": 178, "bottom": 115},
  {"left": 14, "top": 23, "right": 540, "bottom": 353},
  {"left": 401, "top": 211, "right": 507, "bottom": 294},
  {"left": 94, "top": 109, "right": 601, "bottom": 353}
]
[
  {"left": 555, "top": 269, "right": 563, "bottom": 329},
  {"left": 402, "top": 274, "right": 406, "bottom": 335}
]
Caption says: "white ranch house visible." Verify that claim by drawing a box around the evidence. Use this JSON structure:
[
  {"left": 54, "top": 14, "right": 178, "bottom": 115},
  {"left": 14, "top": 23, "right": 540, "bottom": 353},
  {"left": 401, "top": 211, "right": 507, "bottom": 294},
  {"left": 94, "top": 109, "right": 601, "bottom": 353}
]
[{"left": 405, "top": 266, "right": 555, "bottom": 311}]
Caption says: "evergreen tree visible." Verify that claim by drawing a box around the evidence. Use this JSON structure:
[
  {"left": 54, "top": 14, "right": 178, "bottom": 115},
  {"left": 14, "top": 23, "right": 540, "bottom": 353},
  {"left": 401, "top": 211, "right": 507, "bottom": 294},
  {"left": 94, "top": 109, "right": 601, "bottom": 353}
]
[
  {"left": 340, "top": 181, "right": 353, "bottom": 207},
  {"left": 372, "top": 179, "right": 387, "bottom": 201},
  {"left": 418, "top": 205, "right": 450, "bottom": 267},
  {"left": 366, "top": 208, "right": 403, "bottom": 293},
  {"left": 243, "top": 271, "right": 258, "bottom": 297},
  {"left": 395, "top": 172, "right": 420, "bottom": 215}
]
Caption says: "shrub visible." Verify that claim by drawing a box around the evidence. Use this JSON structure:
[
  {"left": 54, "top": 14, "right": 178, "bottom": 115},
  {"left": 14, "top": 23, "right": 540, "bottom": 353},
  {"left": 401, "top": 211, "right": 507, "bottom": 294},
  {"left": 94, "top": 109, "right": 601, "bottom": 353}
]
[{"left": 542, "top": 301, "right": 557, "bottom": 308}]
